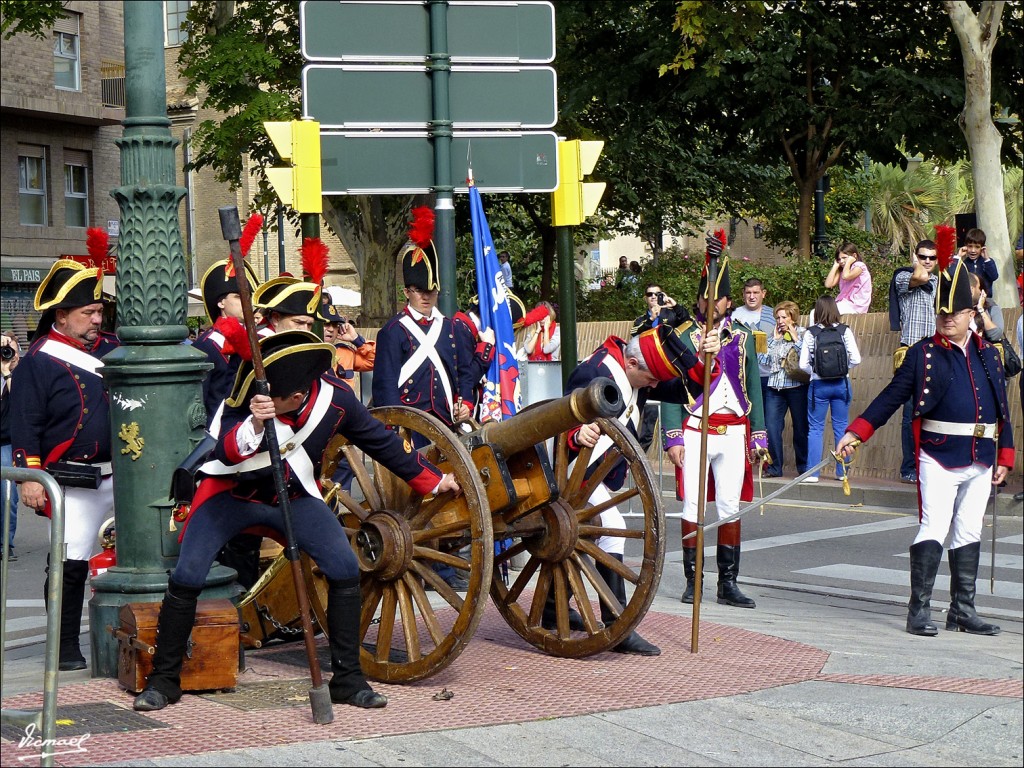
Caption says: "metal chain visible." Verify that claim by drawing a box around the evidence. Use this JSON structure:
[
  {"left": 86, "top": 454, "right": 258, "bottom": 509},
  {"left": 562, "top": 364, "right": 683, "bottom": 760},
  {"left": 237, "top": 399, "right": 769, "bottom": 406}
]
[{"left": 257, "top": 604, "right": 304, "bottom": 637}]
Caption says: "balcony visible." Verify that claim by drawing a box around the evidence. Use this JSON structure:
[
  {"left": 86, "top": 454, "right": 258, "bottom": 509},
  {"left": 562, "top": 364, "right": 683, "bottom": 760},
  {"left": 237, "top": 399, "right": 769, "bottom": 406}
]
[{"left": 101, "top": 60, "right": 125, "bottom": 108}]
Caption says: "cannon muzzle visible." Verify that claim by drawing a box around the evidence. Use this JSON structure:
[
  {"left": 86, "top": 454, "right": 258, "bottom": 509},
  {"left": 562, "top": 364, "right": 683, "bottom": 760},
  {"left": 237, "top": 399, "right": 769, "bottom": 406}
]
[{"left": 475, "top": 377, "right": 623, "bottom": 458}]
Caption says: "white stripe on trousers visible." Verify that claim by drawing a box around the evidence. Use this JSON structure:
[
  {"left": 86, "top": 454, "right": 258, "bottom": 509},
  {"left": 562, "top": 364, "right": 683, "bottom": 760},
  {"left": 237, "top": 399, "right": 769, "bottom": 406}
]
[{"left": 914, "top": 452, "right": 992, "bottom": 549}]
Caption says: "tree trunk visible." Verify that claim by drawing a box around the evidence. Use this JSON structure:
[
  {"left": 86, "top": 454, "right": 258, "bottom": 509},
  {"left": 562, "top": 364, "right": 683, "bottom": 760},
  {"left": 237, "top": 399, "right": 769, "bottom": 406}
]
[
  {"left": 795, "top": 177, "right": 816, "bottom": 261},
  {"left": 946, "top": 1, "right": 1014, "bottom": 307}
]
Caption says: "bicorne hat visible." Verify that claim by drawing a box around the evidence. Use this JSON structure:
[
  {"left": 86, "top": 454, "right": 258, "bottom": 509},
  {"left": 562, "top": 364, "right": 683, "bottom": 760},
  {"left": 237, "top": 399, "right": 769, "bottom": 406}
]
[
  {"left": 636, "top": 324, "right": 693, "bottom": 382},
  {"left": 226, "top": 330, "right": 336, "bottom": 407},
  {"left": 201, "top": 259, "right": 259, "bottom": 323},
  {"left": 934, "top": 224, "right": 974, "bottom": 315},
  {"left": 401, "top": 206, "right": 440, "bottom": 292}
]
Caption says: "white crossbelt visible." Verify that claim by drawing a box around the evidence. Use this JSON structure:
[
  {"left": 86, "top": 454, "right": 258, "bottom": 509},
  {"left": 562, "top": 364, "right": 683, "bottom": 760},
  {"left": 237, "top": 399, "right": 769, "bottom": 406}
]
[
  {"left": 40, "top": 339, "right": 104, "bottom": 377},
  {"left": 921, "top": 419, "right": 996, "bottom": 439},
  {"left": 398, "top": 313, "right": 454, "bottom": 419},
  {"left": 199, "top": 383, "right": 333, "bottom": 499},
  {"left": 569, "top": 353, "right": 639, "bottom": 471}
]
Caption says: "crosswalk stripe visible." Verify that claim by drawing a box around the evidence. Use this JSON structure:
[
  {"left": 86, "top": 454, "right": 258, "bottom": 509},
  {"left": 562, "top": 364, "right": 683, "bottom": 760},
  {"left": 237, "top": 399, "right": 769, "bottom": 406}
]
[
  {"left": 892, "top": 552, "right": 1022, "bottom": 570},
  {"left": 794, "top": 564, "right": 1023, "bottom": 600}
]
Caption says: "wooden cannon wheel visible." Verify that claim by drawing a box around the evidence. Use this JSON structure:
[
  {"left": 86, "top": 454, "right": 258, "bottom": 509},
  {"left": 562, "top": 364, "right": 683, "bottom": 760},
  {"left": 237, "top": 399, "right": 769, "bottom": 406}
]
[
  {"left": 320, "top": 406, "right": 493, "bottom": 683},
  {"left": 489, "top": 415, "right": 665, "bottom": 657}
]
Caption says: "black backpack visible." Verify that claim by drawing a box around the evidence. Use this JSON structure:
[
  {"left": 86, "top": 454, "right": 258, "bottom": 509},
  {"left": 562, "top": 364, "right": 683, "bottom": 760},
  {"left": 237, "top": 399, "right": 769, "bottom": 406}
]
[{"left": 808, "top": 324, "right": 849, "bottom": 379}]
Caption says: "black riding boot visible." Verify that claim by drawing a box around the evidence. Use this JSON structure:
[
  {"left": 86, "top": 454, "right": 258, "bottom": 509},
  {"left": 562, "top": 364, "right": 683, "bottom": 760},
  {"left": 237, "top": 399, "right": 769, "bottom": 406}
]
[
  {"left": 716, "top": 522, "right": 755, "bottom": 608},
  {"left": 327, "top": 577, "right": 387, "bottom": 708},
  {"left": 596, "top": 553, "right": 660, "bottom": 656},
  {"left": 133, "top": 579, "right": 202, "bottom": 711},
  {"left": 906, "top": 540, "right": 942, "bottom": 636},
  {"left": 946, "top": 542, "right": 1001, "bottom": 635},
  {"left": 680, "top": 520, "right": 699, "bottom": 604},
  {"left": 45, "top": 558, "right": 89, "bottom": 670}
]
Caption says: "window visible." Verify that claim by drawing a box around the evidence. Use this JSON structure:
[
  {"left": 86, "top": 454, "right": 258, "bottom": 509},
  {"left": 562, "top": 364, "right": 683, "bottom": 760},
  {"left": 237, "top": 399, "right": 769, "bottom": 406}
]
[
  {"left": 65, "top": 152, "right": 90, "bottom": 228},
  {"left": 18, "top": 146, "right": 48, "bottom": 226},
  {"left": 165, "top": 1, "right": 190, "bottom": 46},
  {"left": 53, "top": 14, "right": 81, "bottom": 91}
]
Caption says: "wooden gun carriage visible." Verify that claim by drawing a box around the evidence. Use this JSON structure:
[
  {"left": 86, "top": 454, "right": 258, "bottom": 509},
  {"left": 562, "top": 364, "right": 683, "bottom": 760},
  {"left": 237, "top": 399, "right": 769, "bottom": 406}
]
[{"left": 239, "top": 377, "right": 667, "bottom": 683}]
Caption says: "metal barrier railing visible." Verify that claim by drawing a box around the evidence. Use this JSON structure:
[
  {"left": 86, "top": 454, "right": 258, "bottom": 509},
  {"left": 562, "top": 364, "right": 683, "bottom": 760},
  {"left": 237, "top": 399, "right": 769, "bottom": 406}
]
[{"left": 2, "top": 467, "right": 66, "bottom": 768}]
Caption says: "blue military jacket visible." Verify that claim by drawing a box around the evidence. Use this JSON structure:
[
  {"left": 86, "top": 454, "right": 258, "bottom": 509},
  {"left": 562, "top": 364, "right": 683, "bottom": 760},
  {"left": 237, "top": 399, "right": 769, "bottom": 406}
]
[
  {"left": 11, "top": 328, "right": 120, "bottom": 470},
  {"left": 372, "top": 307, "right": 471, "bottom": 426},
  {"left": 848, "top": 332, "right": 1014, "bottom": 470},
  {"left": 192, "top": 326, "right": 238, "bottom": 427}
]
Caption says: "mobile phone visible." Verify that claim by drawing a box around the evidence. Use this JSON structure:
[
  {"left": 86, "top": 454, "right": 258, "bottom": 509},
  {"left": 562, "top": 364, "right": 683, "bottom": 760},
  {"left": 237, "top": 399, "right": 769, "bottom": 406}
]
[{"left": 657, "top": 292, "right": 666, "bottom": 306}]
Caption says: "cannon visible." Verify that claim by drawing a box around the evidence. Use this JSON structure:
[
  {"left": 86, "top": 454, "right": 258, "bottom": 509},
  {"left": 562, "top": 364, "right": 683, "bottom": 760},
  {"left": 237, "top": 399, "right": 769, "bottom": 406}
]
[{"left": 240, "top": 377, "right": 667, "bottom": 683}]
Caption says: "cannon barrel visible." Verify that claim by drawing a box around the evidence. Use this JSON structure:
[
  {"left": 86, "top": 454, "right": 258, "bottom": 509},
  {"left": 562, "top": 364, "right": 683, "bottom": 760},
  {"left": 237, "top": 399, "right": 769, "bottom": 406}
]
[{"left": 475, "top": 377, "right": 623, "bottom": 458}]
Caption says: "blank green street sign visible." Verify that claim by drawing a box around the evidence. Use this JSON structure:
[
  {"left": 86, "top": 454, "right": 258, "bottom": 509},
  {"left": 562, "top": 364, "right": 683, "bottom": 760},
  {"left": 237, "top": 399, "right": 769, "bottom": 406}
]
[
  {"left": 303, "top": 64, "right": 557, "bottom": 129},
  {"left": 320, "top": 131, "right": 558, "bottom": 194},
  {"left": 300, "top": 0, "right": 555, "bottom": 64}
]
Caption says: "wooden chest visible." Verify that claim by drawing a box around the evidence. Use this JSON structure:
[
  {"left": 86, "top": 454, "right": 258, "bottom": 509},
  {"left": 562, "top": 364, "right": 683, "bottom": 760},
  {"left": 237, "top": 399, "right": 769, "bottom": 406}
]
[{"left": 112, "top": 599, "right": 239, "bottom": 694}]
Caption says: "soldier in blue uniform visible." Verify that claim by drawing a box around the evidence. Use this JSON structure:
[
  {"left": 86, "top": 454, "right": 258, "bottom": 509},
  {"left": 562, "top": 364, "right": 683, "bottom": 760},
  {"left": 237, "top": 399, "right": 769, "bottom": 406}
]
[
  {"left": 837, "top": 256, "right": 1014, "bottom": 637},
  {"left": 191, "top": 257, "right": 260, "bottom": 424},
  {"left": 373, "top": 208, "right": 476, "bottom": 590},
  {"left": 134, "top": 331, "right": 460, "bottom": 712},
  {"left": 661, "top": 249, "right": 770, "bottom": 610},
  {"left": 11, "top": 259, "right": 119, "bottom": 670},
  {"left": 565, "top": 323, "right": 720, "bottom": 655}
]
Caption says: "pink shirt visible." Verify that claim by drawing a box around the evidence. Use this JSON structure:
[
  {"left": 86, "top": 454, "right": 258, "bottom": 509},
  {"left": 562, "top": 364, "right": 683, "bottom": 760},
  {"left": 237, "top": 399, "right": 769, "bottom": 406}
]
[{"left": 835, "top": 260, "right": 872, "bottom": 314}]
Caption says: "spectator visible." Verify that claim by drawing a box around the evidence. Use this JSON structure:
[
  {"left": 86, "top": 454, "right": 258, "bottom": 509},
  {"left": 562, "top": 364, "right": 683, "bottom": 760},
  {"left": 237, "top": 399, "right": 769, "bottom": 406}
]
[
  {"left": 614, "top": 255, "right": 631, "bottom": 288},
  {"left": 891, "top": 239, "right": 940, "bottom": 483},
  {"left": 1, "top": 331, "right": 20, "bottom": 560},
  {"left": 762, "top": 301, "right": 809, "bottom": 478},
  {"left": 825, "top": 242, "right": 873, "bottom": 315},
  {"left": 799, "top": 296, "right": 861, "bottom": 483},
  {"left": 731, "top": 277, "right": 775, "bottom": 410},
  {"left": 525, "top": 301, "right": 560, "bottom": 361},
  {"left": 498, "top": 250, "right": 513, "bottom": 289},
  {"left": 957, "top": 227, "right": 998, "bottom": 296},
  {"left": 967, "top": 273, "right": 1004, "bottom": 338}
]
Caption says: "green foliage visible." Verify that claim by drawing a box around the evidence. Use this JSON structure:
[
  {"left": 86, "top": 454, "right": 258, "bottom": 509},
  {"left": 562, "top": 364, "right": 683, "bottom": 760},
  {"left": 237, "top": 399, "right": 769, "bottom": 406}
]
[{"left": 0, "top": 0, "right": 65, "bottom": 39}]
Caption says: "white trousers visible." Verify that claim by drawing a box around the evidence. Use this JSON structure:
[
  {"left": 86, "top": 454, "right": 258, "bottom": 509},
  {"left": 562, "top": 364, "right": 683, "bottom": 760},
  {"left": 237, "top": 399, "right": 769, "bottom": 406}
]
[
  {"left": 681, "top": 424, "right": 746, "bottom": 523},
  {"left": 914, "top": 452, "right": 991, "bottom": 549},
  {"left": 589, "top": 483, "right": 625, "bottom": 556},
  {"left": 47, "top": 477, "right": 115, "bottom": 561}
]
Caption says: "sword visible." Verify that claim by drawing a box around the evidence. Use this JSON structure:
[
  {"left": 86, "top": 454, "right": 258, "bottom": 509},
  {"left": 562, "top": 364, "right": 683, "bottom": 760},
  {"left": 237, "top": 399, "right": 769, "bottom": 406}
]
[
  {"left": 682, "top": 453, "right": 838, "bottom": 541},
  {"left": 989, "top": 482, "right": 998, "bottom": 594}
]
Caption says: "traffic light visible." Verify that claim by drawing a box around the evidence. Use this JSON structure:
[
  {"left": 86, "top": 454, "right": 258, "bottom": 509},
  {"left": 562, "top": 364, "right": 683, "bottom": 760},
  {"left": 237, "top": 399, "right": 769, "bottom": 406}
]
[
  {"left": 551, "top": 139, "right": 605, "bottom": 227},
  {"left": 263, "top": 119, "right": 322, "bottom": 214}
]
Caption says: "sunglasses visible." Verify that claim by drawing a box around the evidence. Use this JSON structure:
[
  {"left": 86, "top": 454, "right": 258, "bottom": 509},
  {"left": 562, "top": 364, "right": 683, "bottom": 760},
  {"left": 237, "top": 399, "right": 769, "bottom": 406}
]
[
  {"left": 917, "top": 254, "right": 937, "bottom": 261},
  {"left": 645, "top": 292, "right": 660, "bottom": 297}
]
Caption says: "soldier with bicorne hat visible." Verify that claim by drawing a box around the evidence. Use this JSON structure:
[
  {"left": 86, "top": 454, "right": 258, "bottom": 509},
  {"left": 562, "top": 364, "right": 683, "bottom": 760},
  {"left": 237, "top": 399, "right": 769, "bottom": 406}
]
[
  {"left": 837, "top": 226, "right": 1013, "bottom": 637},
  {"left": 561, "top": 322, "right": 721, "bottom": 655},
  {"left": 134, "top": 331, "right": 461, "bottom": 713},
  {"left": 661, "top": 232, "right": 770, "bottom": 611},
  {"left": 11, "top": 229, "right": 120, "bottom": 671}
]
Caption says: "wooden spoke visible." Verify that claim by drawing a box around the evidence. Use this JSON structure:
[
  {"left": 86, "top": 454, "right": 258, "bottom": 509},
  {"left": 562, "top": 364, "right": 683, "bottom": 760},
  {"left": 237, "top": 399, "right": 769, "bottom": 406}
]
[
  {"left": 563, "top": 443, "right": 594, "bottom": 499},
  {"left": 347, "top": 450, "right": 381, "bottom": 510},
  {"left": 393, "top": 578, "right": 421, "bottom": 663},
  {"left": 403, "top": 571, "right": 446, "bottom": 647},
  {"left": 566, "top": 448, "right": 622, "bottom": 507},
  {"left": 375, "top": 585, "right": 398, "bottom": 663},
  {"left": 576, "top": 486, "right": 639, "bottom": 524},
  {"left": 554, "top": 431, "right": 570, "bottom": 489},
  {"left": 577, "top": 525, "right": 644, "bottom": 541}
]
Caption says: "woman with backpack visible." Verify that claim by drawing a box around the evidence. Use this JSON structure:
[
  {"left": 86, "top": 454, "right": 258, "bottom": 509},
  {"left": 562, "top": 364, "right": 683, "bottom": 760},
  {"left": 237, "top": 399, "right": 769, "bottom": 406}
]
[{"left": 799, "top": 296, "right": 861, "bottom": 482}]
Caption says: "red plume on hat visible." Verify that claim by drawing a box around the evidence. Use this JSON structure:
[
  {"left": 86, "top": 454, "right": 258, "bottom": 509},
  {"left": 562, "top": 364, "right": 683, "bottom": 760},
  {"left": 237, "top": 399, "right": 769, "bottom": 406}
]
[
  {"left": 935, "top": 223, "right": 956, "bottom": 275},
  {"left": 408, "top": 206, "right": 435, "bottom": 263},
  {"left": 225, "top": 214, "right": 264, "bottom": 278},
  {"left": 213, "top": 315, "right": 252, "bottom": 361},
  {"left": 86, "top": 226, "right": 109, "bottom": 280},
  {"left": 300, "top": 237, "right": 330, "bottom": 286}
]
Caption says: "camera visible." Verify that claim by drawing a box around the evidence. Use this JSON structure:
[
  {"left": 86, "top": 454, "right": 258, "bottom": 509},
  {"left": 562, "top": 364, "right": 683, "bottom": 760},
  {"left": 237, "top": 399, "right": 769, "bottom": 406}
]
[
  {"left": 657, "top": 292, "right": 666, "bottom": 306},
  {"left": 0, "top": 345, "right": 15, "bottom": 362}
]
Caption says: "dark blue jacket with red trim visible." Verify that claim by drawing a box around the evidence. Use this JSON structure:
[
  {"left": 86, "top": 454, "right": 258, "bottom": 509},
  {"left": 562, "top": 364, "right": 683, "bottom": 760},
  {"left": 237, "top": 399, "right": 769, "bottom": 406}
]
[
  {"left": 10, "top": 329, "right": 119, "bottom": 470},
  {"left": 565, "top": 336, "right": 708, "bottom": 490},
  {"left": 846, "top": 332, "right": 1014, "bottom": 470},
  {"left": 372, "top": 308, "right": 467, "bottom": 426}
]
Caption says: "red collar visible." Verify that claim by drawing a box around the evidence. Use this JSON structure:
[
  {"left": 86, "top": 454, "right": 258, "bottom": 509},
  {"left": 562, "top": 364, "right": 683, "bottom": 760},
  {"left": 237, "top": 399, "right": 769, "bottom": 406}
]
[
  {"left": 276, "top": 379, "right": 320, "bottom": 428},
  {"left": 47, "top": 328, "right": 94, "bottom": 352},
  {"left": 600, "top": 336, "right": 628, "bottom": 368}
]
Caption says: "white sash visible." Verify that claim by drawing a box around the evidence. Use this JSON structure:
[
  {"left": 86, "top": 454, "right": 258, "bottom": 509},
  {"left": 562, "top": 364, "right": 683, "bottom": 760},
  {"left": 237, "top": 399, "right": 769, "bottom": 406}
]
[
  {"left": 40, "top": 339, "right": 104, "bottom": 377},
  {"left": 199, "top": 382, "right": 333, "bottom": 499},
  {"left": 397, "top": 313, "right": 454, "bottom": 417},
  {"left": 570, "top": 352, "right": 640, "bottom": 471},
  {"left": 207, "top": 330, "right": 226, "bottom": 349}
]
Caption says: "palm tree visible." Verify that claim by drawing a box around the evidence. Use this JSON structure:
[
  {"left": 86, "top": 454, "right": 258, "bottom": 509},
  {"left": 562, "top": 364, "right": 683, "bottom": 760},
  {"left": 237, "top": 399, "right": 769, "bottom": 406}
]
[{"left": 867, "top": 160, "right": 948, "bottom": 255}]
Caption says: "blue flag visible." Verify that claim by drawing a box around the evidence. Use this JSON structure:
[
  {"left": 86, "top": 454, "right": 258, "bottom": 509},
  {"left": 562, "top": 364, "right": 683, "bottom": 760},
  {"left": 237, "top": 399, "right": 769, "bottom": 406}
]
[{"left": 469, "top": 183, "right": 521, "bottom": 421}]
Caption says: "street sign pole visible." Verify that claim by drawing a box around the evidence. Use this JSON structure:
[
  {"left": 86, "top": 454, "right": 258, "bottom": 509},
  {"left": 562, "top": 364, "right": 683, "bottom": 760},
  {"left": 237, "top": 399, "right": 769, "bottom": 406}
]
[{"left": 430, "top": 0, "right": 457, "bottom": 316}]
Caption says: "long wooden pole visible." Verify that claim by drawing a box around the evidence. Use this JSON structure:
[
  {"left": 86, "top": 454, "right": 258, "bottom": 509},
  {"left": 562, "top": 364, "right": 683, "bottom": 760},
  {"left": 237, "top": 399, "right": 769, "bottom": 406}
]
[
  {"left": 690, "top": 240, "right": 720, "bottom": 654},
  {"left": 219, "top": 207, "right": 334, "bottom": 725}
]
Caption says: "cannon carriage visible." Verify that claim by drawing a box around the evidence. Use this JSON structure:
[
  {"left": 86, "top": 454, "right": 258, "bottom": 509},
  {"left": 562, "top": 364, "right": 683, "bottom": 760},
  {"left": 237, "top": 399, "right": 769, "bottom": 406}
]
[{"left": 239, "top": 377, "right": 666, "bottom": 683}]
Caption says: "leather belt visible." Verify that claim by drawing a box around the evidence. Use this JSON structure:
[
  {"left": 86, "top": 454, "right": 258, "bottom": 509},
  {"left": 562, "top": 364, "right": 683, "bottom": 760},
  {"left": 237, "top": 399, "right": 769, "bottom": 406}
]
[{"left": 921, "top": 419, "right": 996, "bottom": 439}]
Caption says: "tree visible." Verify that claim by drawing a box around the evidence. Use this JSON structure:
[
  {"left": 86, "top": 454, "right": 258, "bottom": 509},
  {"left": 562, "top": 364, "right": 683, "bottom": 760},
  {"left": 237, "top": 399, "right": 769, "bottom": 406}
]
[
  {"left": 665, "top": 1, "right": 1022, "bottom": 260},
  {"left": 0, "top": 0, "right": 65, "bottom": 39},
  {"left": 945, "top": 1, "right": 1016, "bottom": 307}
]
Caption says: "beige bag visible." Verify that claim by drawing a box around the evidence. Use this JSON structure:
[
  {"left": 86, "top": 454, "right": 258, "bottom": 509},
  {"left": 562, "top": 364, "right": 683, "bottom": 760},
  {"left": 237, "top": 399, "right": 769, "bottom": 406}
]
[{"left": 783, "top": 347, "right": 810, "bottom": 383}]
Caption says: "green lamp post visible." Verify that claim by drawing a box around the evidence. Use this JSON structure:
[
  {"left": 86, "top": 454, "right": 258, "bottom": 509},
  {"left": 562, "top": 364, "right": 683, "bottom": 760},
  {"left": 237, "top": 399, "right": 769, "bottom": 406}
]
[{"left": 88, "top": 1, "right": 238, "bottom": 677}]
